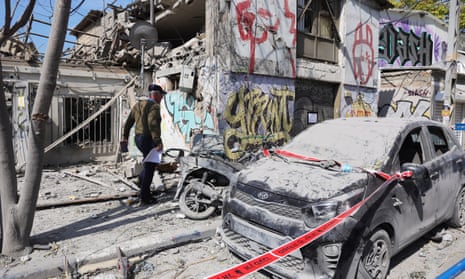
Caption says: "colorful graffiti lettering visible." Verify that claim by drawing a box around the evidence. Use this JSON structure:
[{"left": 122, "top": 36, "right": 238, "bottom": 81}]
[
  {"left": 163, "top": 91, "right": 215, "bottom": 143},
  {"left": 382, "top": 99, "right": 431, "bottom": 118},
  {"left": 352, "top": 23, "right": 375, "bottom": 85},
  {"left": 346, "top": 94, "right": 374, "bottom": 117},
  {"left": 223, "top": 85, "right": 294, "bottom": 159},
  {"left": 379, "top": 23, "right": 433, "bottom": 66},
  {"left": 234, "top": 0, "right": 296, "bottom": 76}
]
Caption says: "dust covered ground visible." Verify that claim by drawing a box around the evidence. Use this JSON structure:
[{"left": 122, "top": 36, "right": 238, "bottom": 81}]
[
  {"left": 90, "top": 225, "right": 465, "bottom": 279},
  {"left": 0, "top": 161, "right": 465, "bottom": 278}
]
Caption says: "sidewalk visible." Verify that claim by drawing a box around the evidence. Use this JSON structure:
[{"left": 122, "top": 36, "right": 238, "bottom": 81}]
[{"left": 0, "top": 195, "right": 221, "bottom": 279}]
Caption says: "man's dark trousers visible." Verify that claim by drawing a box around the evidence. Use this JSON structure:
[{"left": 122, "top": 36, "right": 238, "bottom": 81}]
[{"left": 135, "top": 134, "right": 157, "bottom": 203}]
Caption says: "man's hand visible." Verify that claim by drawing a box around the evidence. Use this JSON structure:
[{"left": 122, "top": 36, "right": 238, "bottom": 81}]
[
  {"left": 120, "top": 140, "right": 128, "bottom": 153},
  {"left": 154, "top": 144, "right": 163, "bottom": 152}
]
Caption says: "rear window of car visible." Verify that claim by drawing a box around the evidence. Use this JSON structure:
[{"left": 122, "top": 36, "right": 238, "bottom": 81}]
[{"left": 427, "top": 126, "right": 451, "bottom": 157}]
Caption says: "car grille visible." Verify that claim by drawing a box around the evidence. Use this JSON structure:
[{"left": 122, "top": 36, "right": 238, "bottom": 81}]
[
  {"left": 235, "top": 189, "right": 302, "bottom": 219},
  {"left": 223, "top": 227, "right": 305, "bottom": 272}
]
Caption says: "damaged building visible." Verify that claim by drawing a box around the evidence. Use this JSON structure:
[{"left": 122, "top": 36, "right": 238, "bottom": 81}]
[
  {"left": 3, "top": 0, "right": 465, "bottom": 170},
  {"left": 1, "top": 57, "right": 135, "bottom": 170}
]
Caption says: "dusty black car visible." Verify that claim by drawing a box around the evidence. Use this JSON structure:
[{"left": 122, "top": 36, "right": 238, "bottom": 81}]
[{"left": 220, "top": 117, "right": 465, "bottom": 279}]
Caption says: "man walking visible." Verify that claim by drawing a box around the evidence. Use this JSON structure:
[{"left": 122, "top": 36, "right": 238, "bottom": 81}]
[{"left": 121, "top": 84, "right": 165, "bottom": 205}]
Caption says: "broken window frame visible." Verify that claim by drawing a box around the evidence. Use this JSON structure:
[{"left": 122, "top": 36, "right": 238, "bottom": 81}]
[
  {"left": 61, "top": 94, "right": 115, "bottom": 150},
  {"left": 296, "top": 0, "right": 340, "bottom": 63}
]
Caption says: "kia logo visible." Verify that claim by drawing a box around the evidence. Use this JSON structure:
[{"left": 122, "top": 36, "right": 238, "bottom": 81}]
[{"left": 257, "top": 191, "right": 270, "bottom": 200}]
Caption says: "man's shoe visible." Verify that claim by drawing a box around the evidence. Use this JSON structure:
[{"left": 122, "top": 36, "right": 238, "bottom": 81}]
[
  {"left": 132, "top": 197, "right": 156, "bottom": 207},
  {"left": 141, "top": 197, "right": 157, "bottom": 205}
]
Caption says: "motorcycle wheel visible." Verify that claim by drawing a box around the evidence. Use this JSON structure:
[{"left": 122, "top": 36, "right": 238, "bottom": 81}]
[{"left": 179, "top": 179, "right": 217, "bottom": 220}]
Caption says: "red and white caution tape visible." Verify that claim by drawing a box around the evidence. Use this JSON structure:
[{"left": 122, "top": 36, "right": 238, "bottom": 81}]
[
  {"left": 274, "top": 149, "right": 334, "bottom": 164},
  {"left": 207, "top": 169, "right": 412, "bottom": 279}
]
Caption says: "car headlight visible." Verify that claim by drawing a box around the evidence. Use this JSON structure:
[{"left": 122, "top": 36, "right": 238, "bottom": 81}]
[{"left": 302, "top": 201, "right": 351, "bottom": 228}]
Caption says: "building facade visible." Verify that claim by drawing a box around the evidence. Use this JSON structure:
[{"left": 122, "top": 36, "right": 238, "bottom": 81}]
[
  {"left": 13, "top": 0, "right": 450, "bottom": 167},
  {"left": 377, "top": 9, "right": 465, "bottom": 145}
]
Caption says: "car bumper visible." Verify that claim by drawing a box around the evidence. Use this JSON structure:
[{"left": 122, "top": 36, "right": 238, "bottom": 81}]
[{"left": 220, "top": 202, "right": 359, "bottom": 278}]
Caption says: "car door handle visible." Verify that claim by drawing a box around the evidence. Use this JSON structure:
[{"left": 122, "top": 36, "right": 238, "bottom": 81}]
[{"left": 430, "top": 171, "right": 439, "bottom": 180}]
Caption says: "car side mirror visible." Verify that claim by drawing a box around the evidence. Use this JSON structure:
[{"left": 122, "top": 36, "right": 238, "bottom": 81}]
[{"left": 400, "top": 163, "right": 431, "bottom": 195}]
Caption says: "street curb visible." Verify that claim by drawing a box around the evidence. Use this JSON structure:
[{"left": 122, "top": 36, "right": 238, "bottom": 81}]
[{"left": 2, "top": 220, "right": 221, "bottom": 279}]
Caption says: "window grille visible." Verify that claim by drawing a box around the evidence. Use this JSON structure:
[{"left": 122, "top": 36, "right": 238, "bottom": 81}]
[{"left": 62, "top": 95, "right": 115, "bottom": 152}]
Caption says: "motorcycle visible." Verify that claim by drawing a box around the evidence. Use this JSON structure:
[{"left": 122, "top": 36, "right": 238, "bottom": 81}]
[{"left": 165, "top": 134, "right": 268, "bottom": 220}]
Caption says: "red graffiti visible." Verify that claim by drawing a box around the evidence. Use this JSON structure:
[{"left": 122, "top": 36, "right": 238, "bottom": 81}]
[
  {"left": 352, "top": 23, "right": 374, "bottom": 85},
  {"left": 235, "top": 0, "right": 296, "bottom": 76},
  {"left": 283, "top": 0, "right": 296, "bottom": 46},
  {"left": 283, "top": 0, "right": 297, "bottom": 77}
]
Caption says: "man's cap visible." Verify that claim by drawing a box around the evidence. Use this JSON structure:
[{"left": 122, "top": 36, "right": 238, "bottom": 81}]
[{"left": 148, "top": 84, "right": 166, "bottom": 94}]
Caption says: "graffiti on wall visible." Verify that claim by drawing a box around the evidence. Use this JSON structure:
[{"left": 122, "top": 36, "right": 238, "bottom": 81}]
[
  {"left": 352, "top": 23, "right": 375, "bottom": 86},
  {"left": 161, "top": 91, "right": 216, "bottom": 150},
  {"left": 341, "top": 86, "right": 378, "bottom": 118},
  {"left": 380, "top": 99, "right": 431, "bottom": 118},
  {"left": 379, "top": 21, "right": 446, "bottom": 67},
  {"left": 378, "top": 70, "right": 432, "bottom": 118},
  {"left": 232, "top": 0, "right": 297, "bottom": 77},
  {"left": 223, "top": 84, "right": 295, "bottom": 159}
]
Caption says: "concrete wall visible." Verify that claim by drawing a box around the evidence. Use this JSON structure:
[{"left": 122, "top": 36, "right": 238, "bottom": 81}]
[
  {"left": 376, "top": 10, "right": 450, "bottom": 121},
  {"left": 229, "top": 0, "right": 297, "bottom": 78},
  {"left": 378, "top": 70, "right": 434, "bottom": 118},
  {"left": 337, "top": 0, "right": 383, "bottom": 119},
  {"left": 158, "top": 0, "right": 297, "bottom": 155},
  {"left": 218, "top": 73, "right": 294, "bottom": 159},
  {"left": 343, "top": 0, "right": 381, "bottom": 88},
  {"left": 159, "top": 70, "right": 295, "bottom": 158},
  {"left": 160, "top": 90, "right": 217, "bottom": 151}
]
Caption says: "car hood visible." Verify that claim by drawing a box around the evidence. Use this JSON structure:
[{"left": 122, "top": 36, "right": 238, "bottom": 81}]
[{"left": 238, "top": 157, "right": 369, "bottom": 201}]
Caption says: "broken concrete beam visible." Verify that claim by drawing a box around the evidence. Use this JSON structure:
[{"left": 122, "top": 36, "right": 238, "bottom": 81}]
[{"left": 36, "top": 192, "right": 139, "bottom": 210}]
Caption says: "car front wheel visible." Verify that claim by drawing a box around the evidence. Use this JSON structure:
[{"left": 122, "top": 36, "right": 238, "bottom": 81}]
[
  {"left": 356, "top": 229, "right": 391, "bottom": 279},
  {"left": 448, "top": 187, "right": 465, "bottom": 228}
]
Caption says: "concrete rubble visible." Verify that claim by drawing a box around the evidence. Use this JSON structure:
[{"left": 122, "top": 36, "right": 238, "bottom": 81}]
[{"left": 0, "top": 162, "right": 221, "bottom": 279}]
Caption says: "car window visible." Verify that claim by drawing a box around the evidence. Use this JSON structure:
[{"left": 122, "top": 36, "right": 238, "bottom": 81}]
[
  {"left": 398, "top": 128, "right": 424, "bottom": 167},
  {"left": 427, "top": 126, "right": 450, "bottom": 157}
]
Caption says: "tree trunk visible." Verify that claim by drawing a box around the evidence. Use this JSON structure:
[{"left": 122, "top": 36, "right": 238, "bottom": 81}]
[{"left": 0, "top": 0, "right": 71, "bottom": 256}]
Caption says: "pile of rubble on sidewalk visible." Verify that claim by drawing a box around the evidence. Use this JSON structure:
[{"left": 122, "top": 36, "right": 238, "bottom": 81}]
[{"left": 0, "top": 158, "right": 224, "bottom": 279}]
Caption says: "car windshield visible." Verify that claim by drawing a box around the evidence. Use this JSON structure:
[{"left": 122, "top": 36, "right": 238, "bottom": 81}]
[{"left": 283, "top": 119, "right": 402, "bottom": 169}]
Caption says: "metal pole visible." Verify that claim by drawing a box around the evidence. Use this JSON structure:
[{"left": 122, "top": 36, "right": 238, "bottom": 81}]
[
  {"left": 140, "top": 39, "right": 145, "bottom": 90},
  {"left": 150, "top": 0, "right": 155, "bottom": 25},
  {"left": 443, "top": 0, "right": 461, "bottom": 125}
]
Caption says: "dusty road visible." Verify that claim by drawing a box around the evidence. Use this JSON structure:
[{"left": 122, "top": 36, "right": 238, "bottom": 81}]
[{"left": 87, "top": 224, "right": 465, "bottom": 279}]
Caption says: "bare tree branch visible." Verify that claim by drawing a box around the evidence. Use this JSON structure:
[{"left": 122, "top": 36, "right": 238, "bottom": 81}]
[
  {"left": 8, "top": 0, "right": 36, "bottom": 38},
  {"left": 0, "top": 0, "right": 36, "bottom": 44}
]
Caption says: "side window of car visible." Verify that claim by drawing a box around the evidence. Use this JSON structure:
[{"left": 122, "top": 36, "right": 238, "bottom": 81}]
[
  {"left": 399, "top": 128, "right": 424, "bottom": 166},
  {"left": 427, "top": 126, "right": 451, "bottom": 157}
]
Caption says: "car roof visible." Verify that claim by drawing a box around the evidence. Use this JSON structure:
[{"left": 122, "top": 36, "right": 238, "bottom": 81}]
[
  {"left": 320, "top": 117, "right": 435, "bottom": 131},
  {"left": 284, "top": 117, "right": 441, "bottom": 169}
]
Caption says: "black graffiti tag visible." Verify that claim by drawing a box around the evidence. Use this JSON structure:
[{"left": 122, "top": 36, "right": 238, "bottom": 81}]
[{"left": 379, "top": 23, "right": 433, "bottom": 66}]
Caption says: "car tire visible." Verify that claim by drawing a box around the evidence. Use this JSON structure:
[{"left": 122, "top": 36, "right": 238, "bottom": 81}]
[
  {"left": 448, "top": 187, "right": 465, "bottom": 228},
  {"left": 356, "top": 229, "right": 391, "bottom": 279}
]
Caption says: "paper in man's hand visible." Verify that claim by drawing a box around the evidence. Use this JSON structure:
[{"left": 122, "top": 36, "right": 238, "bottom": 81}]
[{"left": 144, "top": 148, "right": 162, "bottom": 163}]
